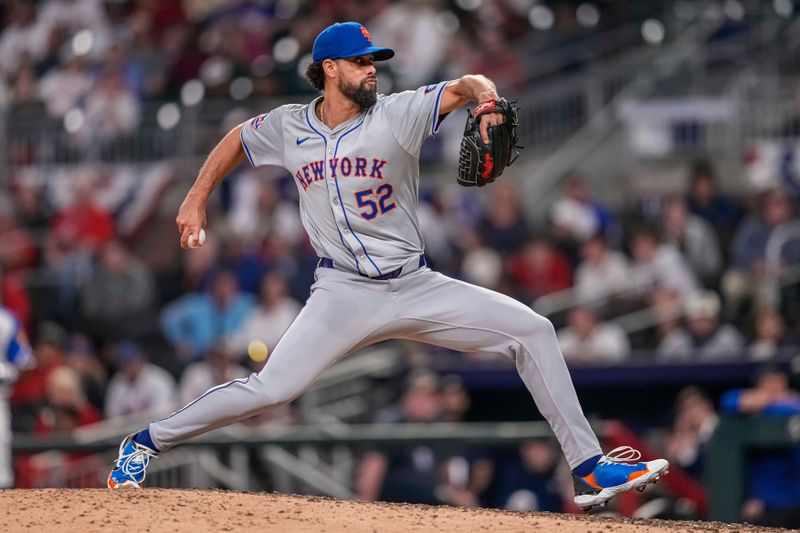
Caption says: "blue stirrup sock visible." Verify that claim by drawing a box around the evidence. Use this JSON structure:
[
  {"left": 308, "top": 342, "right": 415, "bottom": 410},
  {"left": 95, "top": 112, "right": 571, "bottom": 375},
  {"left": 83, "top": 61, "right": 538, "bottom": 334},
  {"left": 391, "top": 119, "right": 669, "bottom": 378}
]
[
  {"left": 572, "top": 454, "right": 602, "bottom": 477},
  {"left": 132, "top": 428, "right": 159, "bottom": 453}
]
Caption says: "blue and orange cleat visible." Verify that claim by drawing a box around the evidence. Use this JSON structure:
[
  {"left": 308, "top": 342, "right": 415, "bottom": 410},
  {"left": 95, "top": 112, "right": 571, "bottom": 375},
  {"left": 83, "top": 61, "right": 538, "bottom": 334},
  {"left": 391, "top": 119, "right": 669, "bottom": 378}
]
[
  {"left": 573, "top": 446, "right": 669, "bottom": 511},
  {"left": 107, "top": 433, "right": 158, "bottom": 489}
]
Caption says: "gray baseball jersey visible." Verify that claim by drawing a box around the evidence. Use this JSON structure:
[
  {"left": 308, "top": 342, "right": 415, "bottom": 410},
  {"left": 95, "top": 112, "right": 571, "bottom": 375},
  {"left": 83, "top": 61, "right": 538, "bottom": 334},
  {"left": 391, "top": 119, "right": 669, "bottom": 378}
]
[
  {"left": 148, "top": 83, "right": 602, "bottom": 470},
  {"left": 239, "top": 82, "right": 449, "bottom": 277}
]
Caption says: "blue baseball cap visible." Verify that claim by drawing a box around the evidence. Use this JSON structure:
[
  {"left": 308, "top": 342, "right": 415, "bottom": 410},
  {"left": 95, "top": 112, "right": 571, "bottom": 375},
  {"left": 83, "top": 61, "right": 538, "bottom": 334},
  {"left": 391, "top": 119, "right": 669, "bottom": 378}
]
[{"left": 312, "top": 22, "right": 394, "bottom": 63}]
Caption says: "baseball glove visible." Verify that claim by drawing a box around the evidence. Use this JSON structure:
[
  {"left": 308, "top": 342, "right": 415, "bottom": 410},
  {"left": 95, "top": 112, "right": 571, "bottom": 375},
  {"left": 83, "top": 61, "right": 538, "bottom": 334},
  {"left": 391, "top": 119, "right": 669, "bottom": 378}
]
[{"left": 457, "top": 98, "right": 521, "bottom": 187}]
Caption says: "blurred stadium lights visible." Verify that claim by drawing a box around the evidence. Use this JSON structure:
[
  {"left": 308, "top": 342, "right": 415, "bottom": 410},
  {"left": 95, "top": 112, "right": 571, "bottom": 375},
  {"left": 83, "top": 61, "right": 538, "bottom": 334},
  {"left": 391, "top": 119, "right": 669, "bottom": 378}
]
[
  {"left": 434, "top": 11, "right": 461, "bottom": 35},
  {"left": 723, "top": 0, "right": 745, "bottom": 21},
  {"left": 529, "top": 5, "right": 555, "bottom": 30},
  {"left": 180, "top": 79, "right": 205, "bottom": 107},
  {"left": 642, "top": 19, "right": 666, "bottom": 45},
  {"left": 71, "top": 30, "right": 94, "bottom": 57},
  {"left": 295, "top": 53, "right": 313, "bottom": 80},
  {"left": 774, "top": 0, "right": 794, "bottom": 18},
  {"left": 250, "top": 54, "right": 275, "bottom": 77},
  {"left": 200, "top": 55, "right": 234, "bottom": 87},
  {"left": 273, "top": 36, "right": 300, "bottom": 64},
  {"left": 275, "top": 0, "right": 301, "bottom": 20},
  {"left": 455, "top": 0, "right": 482, "bottom": 12},
  {"left": 157, "top": 103, "right": 181, "bottom": 130},
  {"left": 63, "top": 108, "right": 85, "bottom": 134},
  {"left": 576, "top": 3, "right": 600, "bottom": 28},
  {"left": 229, "top": 77, "right": 254, "bottom": 101}
]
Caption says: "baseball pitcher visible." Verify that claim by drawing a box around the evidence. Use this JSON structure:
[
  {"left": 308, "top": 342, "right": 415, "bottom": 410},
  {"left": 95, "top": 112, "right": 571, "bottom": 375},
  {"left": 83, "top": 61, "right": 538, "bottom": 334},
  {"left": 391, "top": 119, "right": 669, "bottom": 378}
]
[{"left": 108, "top": 22, "right": 668, "bottom": 510}]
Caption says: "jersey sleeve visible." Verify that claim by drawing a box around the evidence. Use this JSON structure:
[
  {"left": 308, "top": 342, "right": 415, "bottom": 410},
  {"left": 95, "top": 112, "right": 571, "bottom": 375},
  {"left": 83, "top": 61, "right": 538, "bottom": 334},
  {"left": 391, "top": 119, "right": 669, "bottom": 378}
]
[
  {"left": 240, "top": 107, "right": 285, "bottom": 168},
  {"left": 380, "top": 80, "right": 451, "bottom": 155}
]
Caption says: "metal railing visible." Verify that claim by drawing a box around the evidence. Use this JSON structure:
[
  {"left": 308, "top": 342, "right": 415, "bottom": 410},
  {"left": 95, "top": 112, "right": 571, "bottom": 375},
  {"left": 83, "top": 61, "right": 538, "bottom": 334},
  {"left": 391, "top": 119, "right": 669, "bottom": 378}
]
[{"left": 13, "top": 421, "right": 596, "bottom": 494}]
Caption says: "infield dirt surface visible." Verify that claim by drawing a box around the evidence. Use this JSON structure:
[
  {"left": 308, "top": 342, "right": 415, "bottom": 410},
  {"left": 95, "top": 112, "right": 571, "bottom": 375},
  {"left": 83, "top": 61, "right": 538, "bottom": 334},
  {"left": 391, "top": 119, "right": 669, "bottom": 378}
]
[{"left": 1, "top": 489, "right": 790, "bottom": 532}]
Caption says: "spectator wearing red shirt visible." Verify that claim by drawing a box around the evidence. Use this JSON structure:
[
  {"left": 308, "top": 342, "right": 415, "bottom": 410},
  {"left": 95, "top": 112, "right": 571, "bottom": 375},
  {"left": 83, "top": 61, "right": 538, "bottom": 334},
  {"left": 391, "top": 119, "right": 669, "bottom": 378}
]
[
  {"left": 50, "top": 177, "right": 114, "bottom": 251},
  {"left": 507, "top": 236, "right": 572, "bottom": 302}
]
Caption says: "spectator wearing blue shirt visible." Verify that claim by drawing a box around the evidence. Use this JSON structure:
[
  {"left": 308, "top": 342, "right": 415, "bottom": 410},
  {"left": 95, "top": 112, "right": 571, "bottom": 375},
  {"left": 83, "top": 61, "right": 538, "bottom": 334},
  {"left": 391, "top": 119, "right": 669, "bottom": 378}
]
[
  {"left": 719, "top": 365, "right": 800, "bottom": 528},
  {"left": 723, "top": 189, "right": 800, "bottom": 315},
  {"left": 161, "top": 270, "right": 255, "bottom": 361}
]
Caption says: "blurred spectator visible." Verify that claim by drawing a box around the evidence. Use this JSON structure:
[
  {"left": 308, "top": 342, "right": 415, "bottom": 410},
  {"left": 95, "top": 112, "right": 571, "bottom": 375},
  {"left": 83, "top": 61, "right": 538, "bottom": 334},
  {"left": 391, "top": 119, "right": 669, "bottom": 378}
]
[
  {"left": 216, "top": 235, "right": 267, "bottom": 295},
  {"left": 227, "top": 272, "right": 301, "bottom": 359},
  {"left": 472, "top": 30, "right": 524, "bottom": 93},
  {"left": 723, "top": 189, "right": 800, "bottom": 313},
  {"left": 749, "top": 307, "right": 794, "bottom": 361},
  {"left": 84, "top": 70, "right": 141, "bottom": 142},
  {"left": 459, "top": 230, "right": 503, "bottom": 290},
  {"left": 478, "top": 182, "right": 528, "bottom": 255},
  {"left": 178, "top": 341, "right": 249, "bottom": 407},
  {"left": 81, "top": 240, "right": 156, "bottom": 339},
  {"left": 161, "top": 270, "right": 255, "bottom": 360},
  {"left": 369, "top": 0, "right": 448, "bottom": 89},
  {"left": 10, "top": 321, "right": 68, "bottom": 431},
  {"left": 50, "top": 174, "right": 115, "bottom": 250},
  {"left": 551, "top": 174, "right": 612, "bottom": 244},
  {"left": 686, "top": 161, "right": 742, "bottom": 249},
  {"left": 417, "top": 190, "right": 455, "bottom": 269},
  {"left": 488, "top": 439, "right": 566, "bottom": 512},
  {"left": 0, "top": 305, "right": 34, "bottom": 488},
  {"left": 629, "top": 226, "right": 699, "bottom": 300},
  {"left": 557, "top": 306, "right": 630, "bottom": 365},
  {"left": 104, "top": 341, "right": 176, "bottom": 419},
  {"left": 658, "top": 291, "right": 745, "bottom": 362},
  {"left": 37, "top": 0, "right": 109, "bottom": 37},
  {"left": 719, "top": 366, "right": 800, "bottom": 528},
  {"left": 508, "top": 236, "right": 572, "bottom": 302},
  {"left": 38, "top": 53, "right": 93, "bottom": 119},
  {"left": 11, "top": 172, "right": 52, "bottom": 232},
  {"left": 0, "top": 1, "right": 47, "bottom": 78},
  {"left": 34, "top": 365, "right": 100, "bottom": 435},
  {"left": 227, "top": 172, "right": 303, "bottom": 249},
  {"left": 440, "top": 375, "right": 470, "bottom": 424},
  {"left": 664, "top": 387, "right": 718, "bottom": 481},
  {"left": 0, "top": 196, "right": 37, "bottom": 273},
  {"left": 573, "top": 234, "right": 630, "bottom": 303},
  {"left": 357, "top": 370, "right": 445, "bottom": 505},
  {"left": 64, "top": 333, "right": 105, "bottom": 412},
  {"left": 662, "top": 195, "right": 722, "bottom": 286}
]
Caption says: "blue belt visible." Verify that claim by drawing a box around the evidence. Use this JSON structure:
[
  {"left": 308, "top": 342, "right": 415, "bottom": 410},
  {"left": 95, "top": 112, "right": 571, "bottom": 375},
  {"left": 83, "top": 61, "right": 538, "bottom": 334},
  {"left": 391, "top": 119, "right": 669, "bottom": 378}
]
[{"left": 318, "top": 256, "right": 427, "bottom": 280}]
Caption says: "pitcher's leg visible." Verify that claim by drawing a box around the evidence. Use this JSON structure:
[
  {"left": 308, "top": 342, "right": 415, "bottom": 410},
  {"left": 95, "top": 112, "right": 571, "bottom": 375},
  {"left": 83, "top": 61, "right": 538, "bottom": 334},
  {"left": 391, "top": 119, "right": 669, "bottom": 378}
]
[
  {"left": 396, "top": 271, "right": 601, "bottom": 469},
  {"left": 149, "top": 270, "right": 393, "bottom": 451}
]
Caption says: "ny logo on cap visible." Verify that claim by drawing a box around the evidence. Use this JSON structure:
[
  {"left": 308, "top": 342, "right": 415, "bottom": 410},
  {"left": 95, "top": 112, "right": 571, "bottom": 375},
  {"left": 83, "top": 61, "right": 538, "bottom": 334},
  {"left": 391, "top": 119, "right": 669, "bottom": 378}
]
[{"left": 360, "top": 26, "right": 372, "bottom": 42}]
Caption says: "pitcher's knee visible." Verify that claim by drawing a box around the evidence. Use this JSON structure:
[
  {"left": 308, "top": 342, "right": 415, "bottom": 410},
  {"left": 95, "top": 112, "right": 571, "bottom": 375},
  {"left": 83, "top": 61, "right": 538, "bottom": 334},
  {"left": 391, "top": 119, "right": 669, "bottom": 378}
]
[{"left": 509, "top": 307, "right": 556, "bottom": 339}]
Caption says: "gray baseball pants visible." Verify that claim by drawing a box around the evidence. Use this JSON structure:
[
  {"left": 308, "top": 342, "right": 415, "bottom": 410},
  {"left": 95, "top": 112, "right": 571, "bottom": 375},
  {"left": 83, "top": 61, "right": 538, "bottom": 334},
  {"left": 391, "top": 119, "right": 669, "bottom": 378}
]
[{"left": 149, "top": 264, "right": 602, "bottom": 469}]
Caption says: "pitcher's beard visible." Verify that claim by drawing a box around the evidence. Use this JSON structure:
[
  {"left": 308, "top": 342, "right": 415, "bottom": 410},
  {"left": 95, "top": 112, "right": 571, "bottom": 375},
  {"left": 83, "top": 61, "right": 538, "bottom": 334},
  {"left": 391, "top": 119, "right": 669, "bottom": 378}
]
[{"left": 339, "top": 77, "right": 377, "bottom": 110}]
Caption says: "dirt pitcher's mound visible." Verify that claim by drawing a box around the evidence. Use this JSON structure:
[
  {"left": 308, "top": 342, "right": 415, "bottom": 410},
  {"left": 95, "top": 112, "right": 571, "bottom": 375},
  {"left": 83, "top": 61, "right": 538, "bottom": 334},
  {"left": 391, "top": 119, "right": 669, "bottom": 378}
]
[{"left": 0, "top": 489, "right": 787, "bottom": 533}]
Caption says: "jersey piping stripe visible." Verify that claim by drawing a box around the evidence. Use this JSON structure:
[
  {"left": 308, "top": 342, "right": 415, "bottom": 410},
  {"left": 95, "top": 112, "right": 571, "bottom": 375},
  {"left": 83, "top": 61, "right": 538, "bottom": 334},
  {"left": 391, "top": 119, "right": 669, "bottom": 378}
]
[
  {"left": 431, "top": 81, "right": 449, "bottom": 136},
  {"left": 333, "top": 120, "right": 383, "bottom": 276},
  {"left": 240, "top": 128, "right": 256, "bottom": 166},
  {"left": 304, "top": 106, "right": 364, "bottom": 274},
  {"left": 152, "top": 375, "right": 253, "bottom": 425}
]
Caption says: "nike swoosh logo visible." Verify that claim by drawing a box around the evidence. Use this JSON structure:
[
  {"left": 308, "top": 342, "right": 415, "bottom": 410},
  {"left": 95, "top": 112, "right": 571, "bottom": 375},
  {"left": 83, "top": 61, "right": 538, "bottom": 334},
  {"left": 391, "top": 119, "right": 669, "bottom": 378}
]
[{"left": 296, "top": 136, "right": 310, "bottom": 145}]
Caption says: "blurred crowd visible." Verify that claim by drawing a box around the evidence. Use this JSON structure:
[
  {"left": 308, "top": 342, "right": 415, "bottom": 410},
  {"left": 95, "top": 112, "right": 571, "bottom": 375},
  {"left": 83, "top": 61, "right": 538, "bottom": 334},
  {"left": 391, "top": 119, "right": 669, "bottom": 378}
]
[
  {"left": 1, "top": 0, "right": 800, "bottom": 525},
  {"left": 0, "top": 0, "right": 656, "bottom": 159},
  {"left": 356, "top": 365, "right": 800, "bottom": 526}
]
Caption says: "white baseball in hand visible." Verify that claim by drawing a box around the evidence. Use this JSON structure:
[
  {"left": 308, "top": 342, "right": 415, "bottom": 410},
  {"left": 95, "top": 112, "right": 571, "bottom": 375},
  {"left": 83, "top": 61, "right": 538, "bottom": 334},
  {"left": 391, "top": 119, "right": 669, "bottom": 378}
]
[{"left": 188, "top": 228, "right": 206, "bottom": 248}]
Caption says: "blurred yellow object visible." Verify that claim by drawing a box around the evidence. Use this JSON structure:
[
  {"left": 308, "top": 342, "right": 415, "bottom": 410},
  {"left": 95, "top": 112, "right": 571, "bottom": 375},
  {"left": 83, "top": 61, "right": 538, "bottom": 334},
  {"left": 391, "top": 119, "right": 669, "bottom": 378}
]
[{"left": 247, "top": 340, "right": 269, "bottom": 362}]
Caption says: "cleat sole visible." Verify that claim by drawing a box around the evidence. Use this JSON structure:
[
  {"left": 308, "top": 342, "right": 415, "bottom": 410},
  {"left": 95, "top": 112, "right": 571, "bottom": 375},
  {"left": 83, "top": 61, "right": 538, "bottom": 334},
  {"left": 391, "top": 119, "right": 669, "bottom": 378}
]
[{"left": 574, "top": 459, "right": 669, "bottom": 511}]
